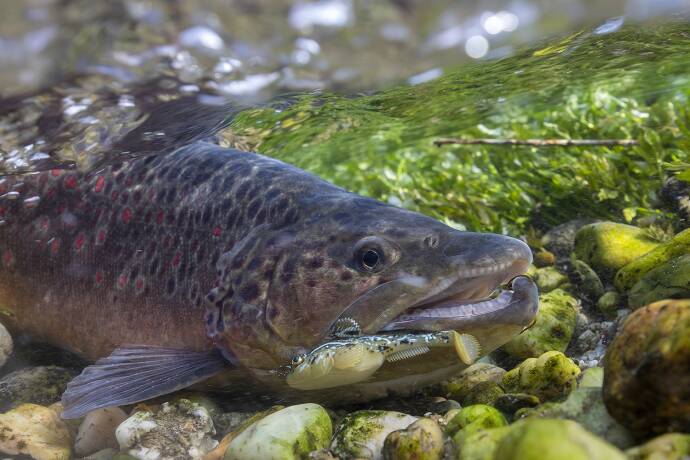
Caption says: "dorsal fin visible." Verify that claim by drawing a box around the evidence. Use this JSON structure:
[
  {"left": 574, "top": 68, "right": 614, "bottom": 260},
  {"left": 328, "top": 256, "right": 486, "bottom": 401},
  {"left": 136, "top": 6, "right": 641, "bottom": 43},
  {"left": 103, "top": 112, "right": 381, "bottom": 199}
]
[{"left": 61, "top": 346, "right": 227, "bottom": 419}]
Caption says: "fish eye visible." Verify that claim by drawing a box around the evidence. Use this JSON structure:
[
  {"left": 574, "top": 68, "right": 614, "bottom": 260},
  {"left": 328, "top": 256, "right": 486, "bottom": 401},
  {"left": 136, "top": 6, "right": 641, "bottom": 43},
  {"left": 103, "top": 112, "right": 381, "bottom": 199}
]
[
  {"left": 353, "top": 236, "right": 397, "bottom": 273},
  {"left": 362, "top": 249, "right": 380, "bottom": 270}
]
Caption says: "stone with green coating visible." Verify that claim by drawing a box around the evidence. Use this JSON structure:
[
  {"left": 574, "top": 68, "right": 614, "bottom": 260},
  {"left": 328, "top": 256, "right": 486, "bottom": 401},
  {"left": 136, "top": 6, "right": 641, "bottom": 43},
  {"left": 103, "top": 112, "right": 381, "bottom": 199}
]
[
  {"left": 603, "top": 299, "right": 690, "bottom": 438},
  {"left": 625, "top": 433, "right": 690, "bottom": 460},
  {"left": 448, "top": 405, "right": 507, "bottom": 444},
  {"left": 225, "top": 403, "right": 332, "bottom": 460},
  {"left": 441, "top": 363, "right": 506, "bottom": 402},
  {"left": 569, "top": 258, "right": 605, "bottom": 300},
  {"left": 515, "top": 367, "right": 634, "bottom": 449},
  {"left": 460, "top": 381, "right": 505, "bottom": 407},
  {"left": 533, "top": 266, "right": 568, "bottom": 293},
  {"left": 493, "top": 418, "right": 627, "bottom": 460},
  {"left": 0, "top": 366, "right": 77, "bottom": 412},
  {"left": 627, "top": 254, "right": 690, "bottom": 308},
  {"left": 574, "top": 222, "right": 659, "bottom": 279},
  {"left": 502, "top": 351, "right": 581, "bottom": 402},
  {"left": 615, "top": 228, "right": 690, "bottom": 292},
  {"left": 597, "top": 291, "right": 622, "bottom": 318},
  {"left": 501, "top": 289, "right": 577, "bottom": 359},
  {"left": 383, "top": 418, "right": 445, "bottom": 460},
  {"left": 330, "top": 410, "right": 418, "bottom": 460},
  {"left": 454, "top": 426, "right": 511, "bottom": 460}
]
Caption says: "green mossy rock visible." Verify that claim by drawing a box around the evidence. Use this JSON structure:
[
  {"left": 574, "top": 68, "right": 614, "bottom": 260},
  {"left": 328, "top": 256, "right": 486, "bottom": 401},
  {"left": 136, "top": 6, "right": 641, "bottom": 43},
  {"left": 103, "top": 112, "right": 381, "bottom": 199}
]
[
  {"left": 441, "top": 363, "right": 506, "bottom": 402},
  {"left": 502, "top": 351, "right": 581, "bottom": 402},
  {"left": 493, "top": 393, "right": 540, "bottom": 416},
  {"left": 569, "top": 258, "right": 605, "bottom": 300},
  {"left": 627, "top": 254, "right": 690, "bottom": 308},
  {"left": 516, "top": 367, "right": 634, "bottom": 448},
  {"left": 225, "top": 403, "right": 332, "bottom": 460},
  {"left": 0, "top": 366, "right": 77, "bottom": 412},
  {"left": 493, "top": 418, "right": 626, "bottom": 460},
  {"left": 533, "top": 267, "right": 568, "bottom": 293},
  {"left": 501, "top": 289, "right": 577, "bottom": 359},
  {"left": 625, "top": 433, "right": 690, "bottom": 460},
  {"left": 597, "top": 291, "right": 623, "bottom": 318},
  {"left": 454, "top": 426, "right": 511, "bottom": 460},
  {"left": 383, "top": 418, "right": 445, "bottom": 460},
  {"left": 574, "top": 222, "right": 659, "bottom": 279},
  {"left": 603, "top": 299, "right": 690, "bottom": 438},
  {"left": 330, "top": 410, "right": 418, "bottom": 460},
  {"left": 460, "top": 381, "right": 505, "bottom": 407},
  {"left": 447, "top": 405, "right": 508, "bottom": 440},
  {"left": 533, "top": 250, "right": 556, "bottom": 267},
  {"left": 615, "top": 228, "right": 690, "bottom": 292}
]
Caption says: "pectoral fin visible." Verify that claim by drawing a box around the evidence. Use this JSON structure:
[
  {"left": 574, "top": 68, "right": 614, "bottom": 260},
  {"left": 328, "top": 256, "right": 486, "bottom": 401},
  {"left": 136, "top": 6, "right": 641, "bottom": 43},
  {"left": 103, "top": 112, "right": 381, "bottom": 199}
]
[{"left": 61, "top": 346, "right": 227, "bottom": 419}]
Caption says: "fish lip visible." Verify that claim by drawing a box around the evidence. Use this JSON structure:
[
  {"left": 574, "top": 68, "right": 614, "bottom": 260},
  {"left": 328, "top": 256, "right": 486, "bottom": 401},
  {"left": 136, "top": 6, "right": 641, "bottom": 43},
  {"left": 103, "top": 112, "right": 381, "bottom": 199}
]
[{"left": 380, "top": 275, "right": 539, "bottom": 332}]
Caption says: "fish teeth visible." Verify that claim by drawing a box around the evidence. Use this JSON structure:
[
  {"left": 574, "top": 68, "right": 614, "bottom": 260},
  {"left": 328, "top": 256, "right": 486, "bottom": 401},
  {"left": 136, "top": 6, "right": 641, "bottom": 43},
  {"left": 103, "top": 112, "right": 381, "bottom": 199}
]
[
  {"left": 386, "top": 346, "right": 430, "bottom": 362},
  {"left": 459, "top": 260, "right": 513, "bottom": 278}
]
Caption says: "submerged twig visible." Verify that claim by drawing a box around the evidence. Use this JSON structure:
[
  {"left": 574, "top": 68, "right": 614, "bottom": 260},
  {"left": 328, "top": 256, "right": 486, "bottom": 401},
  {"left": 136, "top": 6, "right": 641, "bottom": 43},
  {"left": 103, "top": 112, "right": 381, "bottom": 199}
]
[{"left": 433, "top": 138, "right": 639, "bottom": 147}]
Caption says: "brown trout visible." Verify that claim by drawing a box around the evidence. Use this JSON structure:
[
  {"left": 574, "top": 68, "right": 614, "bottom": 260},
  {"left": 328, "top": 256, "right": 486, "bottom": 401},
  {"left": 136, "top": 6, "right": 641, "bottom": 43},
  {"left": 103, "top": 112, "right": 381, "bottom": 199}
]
[{"left": 0, "top": 142, "right": 538, "bottom": 418}]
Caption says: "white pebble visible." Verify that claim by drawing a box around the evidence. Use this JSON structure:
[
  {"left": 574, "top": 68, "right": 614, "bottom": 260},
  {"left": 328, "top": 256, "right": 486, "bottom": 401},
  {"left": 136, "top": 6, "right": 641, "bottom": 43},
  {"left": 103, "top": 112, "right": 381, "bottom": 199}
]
[
  {"left": 74, "top": 407, "right": 128, "bottom": 457},
  {"left": 0, "top": 322, "right": 12, "bottom": 369}
]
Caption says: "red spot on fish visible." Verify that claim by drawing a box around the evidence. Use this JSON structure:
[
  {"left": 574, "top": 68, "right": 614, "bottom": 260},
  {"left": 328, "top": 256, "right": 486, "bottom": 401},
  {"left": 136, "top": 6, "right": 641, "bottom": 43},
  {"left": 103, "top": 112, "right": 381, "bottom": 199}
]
[
  {"left": 121, "top": 208, "right": 132, "bottom": 224},
  {"left": 212, "top": 226, "right": 222, "bottom": 237},
  {"left": 51, "top": 169, "right": 62, "bottom": 177},
  {"left": 172, "top": 252, "right": 182, "bottom": 267},
  {"left": 49, "top": 238, "right": 60, "bottom": 255},
  {"left": 64, "top": 175, "right": 78, "bottom": 189},
  {"left": 94, "top": 176, "right": 105, "bottom": 193},
  {"left": 117, "top": 273, "right": 127, "bottom": 289},
  {"left": 111, "top": 191, "right": 119, "bottom": 201},
  {"left": 135, "top": 277, "right": 144, "bottom": 291},
  {"left": 2, "top": 250, "right": 15, "bottom": 268},
  {"left": 156, "top": 210, "right": 164, "bottom": 225},
  {"left": 95, "top": 270, "right": 104, "bottom": 285},
  {"left": 96, "top": 229, "right": 107, "bottom": 245},
  {"left": 74, "top": 233, "right": 86, "bottom": 252}
]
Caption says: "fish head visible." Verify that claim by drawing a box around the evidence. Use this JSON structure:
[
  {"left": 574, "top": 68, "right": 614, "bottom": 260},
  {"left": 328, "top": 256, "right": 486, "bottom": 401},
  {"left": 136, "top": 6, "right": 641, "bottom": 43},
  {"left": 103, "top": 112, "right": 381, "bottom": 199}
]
[{"left": 213, "top": 197, "right": 538, "bottom": 389}]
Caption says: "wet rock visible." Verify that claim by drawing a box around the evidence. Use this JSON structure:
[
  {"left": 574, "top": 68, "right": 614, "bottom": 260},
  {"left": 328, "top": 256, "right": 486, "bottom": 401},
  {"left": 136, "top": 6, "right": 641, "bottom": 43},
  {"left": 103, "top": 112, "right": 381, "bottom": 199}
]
[
  {"left": 603, "top": 299, "right": 690, "bottom": 438},
  {"left": 204, "top": 406, "right": 283, "bottom": 460},
  {"left": 447, "top": 405, "right": 507, "bottom": 444},
  {"left": 493, "top": 393, "right": 540, "bottom": 415},
  {"left": 225, "top": 403, "right": 332, "bottom": 460},
  {"left": 493, "top": 418, "right": 626, "bottom": 460},
  {"left": 453, "top": 425, "right": 510, "bottom": 460},
  {"left": 74, "top": 407, "right": 128, "bottom": 457},
  {"left": 116, "top": 399, "right": 218, "bottom": 460},
  {"left": 460, "top": 381, "right": 504, "bottom": 407},
  {"left": 627, "top": 254, "right": 690, "bottom": 308},
  {"left": 569, "top": 258, "right": 605, "bottom": 300},
  {"left": 330, "top": 410, "right": 418, "bottom": 460},
  {"left": 0, "top": 322, "right": 12, "bottom": 369},
  {"left": 625, "top": 433, "right": 690, "bottom": 460},
  {"left": 516, "top": 367, "right": 634, "bottom": 448},
  {"left": 502, "top": 289, "right": 577, "bottom": 359},
  {"left": 440, "top": 363, "right": 506, "bottom": 402},
  {"left": 615, "top": 228, "right": 690, "bottom": 292},
  {"left": 0, "top": 365, "right": 77, "bottom": 411},
  {"left": 660, "top": 176, "right": 690, "bottom": 225},
  {"left": 597, "top": 290, "right": 622, "bottom": 317},
  {"left": 502, "top": 351, "right": 581, "bottom": 402},
  {"left": 574, "top": 222, "right": 659, "bottom": 279},
  {"left": 81, "top": 448, "right": 118, "bottom": 460},
  {"left": 0, "top": 403, "right": 72, "bottom": 460},
  {"left": 382, "top": 418, "right": 444, "bottom": 460},
  {"left": 533, "top": 266, "right": 568, "bottom": 293},
  {"left": 542, "top": 218, "right": 598, "bottom": 258},
  {"left": 533, "top": 249, "right": 556, "bottom": 267}
]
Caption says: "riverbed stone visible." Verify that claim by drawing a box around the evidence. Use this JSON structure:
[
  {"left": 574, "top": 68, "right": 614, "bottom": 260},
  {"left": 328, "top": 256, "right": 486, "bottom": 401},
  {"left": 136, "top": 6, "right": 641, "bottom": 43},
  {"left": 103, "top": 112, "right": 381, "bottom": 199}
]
[
  {"left": 493, "top": 418, "right": 626, "bottom": 460},
  {"left": 574, "top": 222, "right": 659, "bottom": 279},
  {"left": 533, "top": 266, "right": 568, "bottom": 293},
  {"left": 441, "top": 363, "right": 506, "bottom": 402},
  {"left": 493, "top": 393, "right": 540, "bottom": 415},
  {"left": 502, "top": 351, "right": 581, "bottom": 402},
  {"left": 74, "top": 407, "right": 128, "bottom": 457},
  {"left": 515, "top": 367, "right": 634, "bottom": 448},
  {"left": 569, "top": 258, "right": 605, "bottom": 300},
  {"left": 382, "top": 418, "right": 444, "bottom": 460},
  {"left": 331, "top": 410, "right": 418, "bottom": 460},
  {"left": 225, "top": 403, "right": 332, "bottom": 460},
  {"left": 603, "top": 299, "right": 690, "bottom": 438},
  {"left": 0, "top": 403, "right": 72, "bottom": 460},
  {"left": 615, "top": 228, "right": 690, "bottom": 292},
  {"left": 116, "top": 399, "right": 217, "bottom": 460},
  {"left": 501, "top": 289, "right": 577, "bottom": 359},
  {"left": 447, "top": 405, "right": 507, "bottom": 444},
  {"left": 454, "top": 425, "right": 511, "bottom": 460},
  {"left": 0, "top": 322, "right": 12, "bottom": 369},
  {"left": 625, "top": 433, "right": 690, "bottom": 460},
  {"left": 627, "top": 254, "right": 690, "bottom": 308},
  {"left": 0, "top": 365, "right": 77, "bottom": 411},
  {"left": 597, "top": 290, "right": 622, "bottom": 317}
]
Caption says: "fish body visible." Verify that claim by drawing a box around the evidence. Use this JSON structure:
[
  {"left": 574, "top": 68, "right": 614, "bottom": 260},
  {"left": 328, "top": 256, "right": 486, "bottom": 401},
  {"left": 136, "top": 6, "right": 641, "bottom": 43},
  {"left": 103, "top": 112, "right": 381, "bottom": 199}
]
[{"left": 0, "top": 142, "right": 538, "bottom": 416}]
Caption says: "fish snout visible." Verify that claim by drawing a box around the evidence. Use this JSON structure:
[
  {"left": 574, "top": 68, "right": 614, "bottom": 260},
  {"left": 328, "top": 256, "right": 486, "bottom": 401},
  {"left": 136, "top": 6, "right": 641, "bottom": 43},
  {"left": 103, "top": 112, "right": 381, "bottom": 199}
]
[{"left": 443, "top": 232, "right": 532, "bottom": 281}]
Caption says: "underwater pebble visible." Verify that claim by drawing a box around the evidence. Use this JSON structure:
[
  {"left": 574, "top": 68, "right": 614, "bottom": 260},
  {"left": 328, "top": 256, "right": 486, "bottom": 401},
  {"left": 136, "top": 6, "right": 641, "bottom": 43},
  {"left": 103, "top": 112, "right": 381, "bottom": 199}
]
[
  {"left": 0, "top": 403, "right": 72, "bottom": 460},
  {"left": 440, "top": 363, "right": 506, "bottom": 402},
  {"left": 0, "top": 322, "right": 12, "bottom": 369},
  {"left": 225, "top": 403, "right": 332, "bottom": 460},
  {"left": 533, "top": 266, "right": 567, "bottom": 292},
  {"left": 330, "top": 410, "right": 418, "bottom": 460},
  {"left": 502, "top": 351, "right": 581, "bottom": 402},
  {"left": 627, "top": 254, "right": 690, "bottom": 308},
  {"left": 74, "top": 407, "right": 128, "bottom": 457},
  {"left": 382, "top": 417, "right": 444, "bottom": 460},
  {"left": 447, "top": 404, "right": 507, "bottom": 445},
  {"left": 80, "top": 447, "right": 118, "bottom": 460},
  {"left": 625, "top": 432, "right": 690, "bottom": 460},
  {"left": 0, "top": 365, "right": 77, "bottom": 411},
  {"left": 116, "top": 399, "right": 217, "bottom": 460},
  {"left": 603, "top": 299, "right": 690, "bottom": 438},
  {"left": 541, "top": 218, "right": 597, "bottom": 258}
]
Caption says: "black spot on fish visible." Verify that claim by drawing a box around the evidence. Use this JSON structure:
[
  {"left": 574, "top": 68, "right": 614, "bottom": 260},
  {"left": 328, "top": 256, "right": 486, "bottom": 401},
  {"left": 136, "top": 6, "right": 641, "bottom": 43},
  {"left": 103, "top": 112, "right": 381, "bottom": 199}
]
[
  {"left": 235, "top": 181, "right": 250, "bottom": 201},
  {"left": 166, "top": 277, "right": 176, "bottom": 295},
  {"left": 246, "top": 199, "right": 261, "bottom": 219},
  {"left": 240, "top": 283, "right": 259, "bottom": 302},
  {"left": 307, "top": 257, "right": 324, "bottom": 269}
]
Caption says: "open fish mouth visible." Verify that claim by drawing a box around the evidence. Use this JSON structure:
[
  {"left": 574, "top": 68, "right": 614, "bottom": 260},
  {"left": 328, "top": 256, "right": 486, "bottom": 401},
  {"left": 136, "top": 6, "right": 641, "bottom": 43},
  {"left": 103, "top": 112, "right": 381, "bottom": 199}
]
[{"left": 380, "top": 275, "right": 539, "bottom": 332}]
